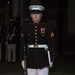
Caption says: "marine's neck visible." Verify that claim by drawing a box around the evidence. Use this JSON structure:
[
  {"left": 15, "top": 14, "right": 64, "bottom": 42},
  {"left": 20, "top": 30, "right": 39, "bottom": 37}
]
[{"left": 32, "top": 19, "right": 41, "bottom": 24}]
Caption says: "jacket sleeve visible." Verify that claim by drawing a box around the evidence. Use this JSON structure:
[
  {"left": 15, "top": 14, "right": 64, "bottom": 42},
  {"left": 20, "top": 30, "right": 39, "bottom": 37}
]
[
  {"left": 20, "top": 26, "right": 27, "bottom": 61},
  {"left": 46, "top": 25, "right": 55, "bottom": 62}
]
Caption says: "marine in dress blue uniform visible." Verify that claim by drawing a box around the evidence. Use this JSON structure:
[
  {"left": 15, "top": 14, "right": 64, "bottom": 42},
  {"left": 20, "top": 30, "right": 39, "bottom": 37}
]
[
  {"left": 20, "top": 5, "right": 55, "bottom": 75},
  {"left": 6, "top": 19, "right": 16, "bottom": 63}
]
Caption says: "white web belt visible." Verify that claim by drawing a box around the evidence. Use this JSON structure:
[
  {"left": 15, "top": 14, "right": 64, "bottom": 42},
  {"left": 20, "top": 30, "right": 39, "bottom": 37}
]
[{"left": 28, "top": 44, "right": 48, "bottom": 50}]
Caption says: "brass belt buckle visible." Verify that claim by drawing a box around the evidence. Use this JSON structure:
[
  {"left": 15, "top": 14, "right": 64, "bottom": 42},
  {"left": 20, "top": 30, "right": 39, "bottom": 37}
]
[{"left": 34, "top": 45, "right": 38, "bottom": 48}]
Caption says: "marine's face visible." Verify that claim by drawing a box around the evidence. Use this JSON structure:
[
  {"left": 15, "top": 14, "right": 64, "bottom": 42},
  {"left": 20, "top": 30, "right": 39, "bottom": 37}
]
[{"left": 31, "top": 13, "right": 42, "bottom": 23}]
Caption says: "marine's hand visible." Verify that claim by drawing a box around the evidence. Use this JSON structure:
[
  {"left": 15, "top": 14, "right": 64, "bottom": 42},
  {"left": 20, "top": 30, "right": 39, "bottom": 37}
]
[{"left": 49, "top": 62, "right": 53, "bottom": 68}]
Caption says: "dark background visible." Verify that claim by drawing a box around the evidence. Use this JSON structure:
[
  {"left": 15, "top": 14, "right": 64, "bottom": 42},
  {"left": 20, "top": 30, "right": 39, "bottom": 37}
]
[
  {"left": 0, "top": 0, "right": 75, "bottom": 58},
  {"left": 0, "top": 0, "right": 75, "bottom": 75}
]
